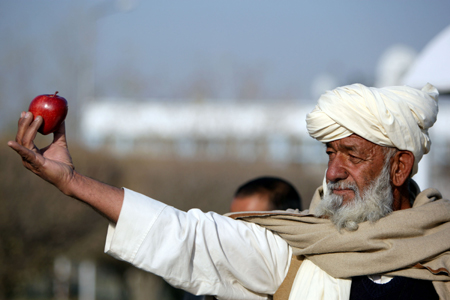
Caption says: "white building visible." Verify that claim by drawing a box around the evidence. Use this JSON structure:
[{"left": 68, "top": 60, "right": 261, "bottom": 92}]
[{"left": 80, "top": 100, "right": 327, "bottom": 164}]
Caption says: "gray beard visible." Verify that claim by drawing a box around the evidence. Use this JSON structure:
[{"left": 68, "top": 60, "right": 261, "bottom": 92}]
[{"left": 314, "top": 162, "right": 393, "bottom": 231}]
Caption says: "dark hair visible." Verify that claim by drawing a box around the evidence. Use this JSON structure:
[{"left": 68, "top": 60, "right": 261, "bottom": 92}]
[{"left": 234, "top": 176, "right": 302, "bottom": 211}]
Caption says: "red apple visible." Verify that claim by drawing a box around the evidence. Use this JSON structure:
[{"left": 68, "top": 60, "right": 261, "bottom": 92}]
[{"left": 28, "top": 91, "right": 68, "bottom": 135}]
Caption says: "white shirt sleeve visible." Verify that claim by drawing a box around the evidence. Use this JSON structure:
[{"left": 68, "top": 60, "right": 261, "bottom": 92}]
[{"left": 105, "top": 188, "right": 292, "bottom": 300}]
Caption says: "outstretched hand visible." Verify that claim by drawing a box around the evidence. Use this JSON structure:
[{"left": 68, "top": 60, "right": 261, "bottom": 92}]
[{"left": 8, "top": 112, "right": 75, "bottom": 194}]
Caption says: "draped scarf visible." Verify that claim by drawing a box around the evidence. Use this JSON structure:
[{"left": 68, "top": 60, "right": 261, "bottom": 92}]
[{"left": 229, "top": 187, "right": 450, "bottom": 298}]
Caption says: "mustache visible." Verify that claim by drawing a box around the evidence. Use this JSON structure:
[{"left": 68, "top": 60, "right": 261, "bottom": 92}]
[{"left": 327, "top": 181, "right": 358, "bottom": 192}]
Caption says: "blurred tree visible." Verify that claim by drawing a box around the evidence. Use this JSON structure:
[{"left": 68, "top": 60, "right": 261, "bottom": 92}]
[{"left": 0, "top": 141, "right": 122, "bottom": 299}]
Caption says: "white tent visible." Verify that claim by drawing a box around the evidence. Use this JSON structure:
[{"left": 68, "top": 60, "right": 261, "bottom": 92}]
[{"left": 402, "top": 25, "right": 450, "bottom": 92}]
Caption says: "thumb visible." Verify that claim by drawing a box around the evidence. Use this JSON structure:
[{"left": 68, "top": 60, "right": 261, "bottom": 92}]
[{"left": 52, "top": 121, "right": 68, "bottom": 146}]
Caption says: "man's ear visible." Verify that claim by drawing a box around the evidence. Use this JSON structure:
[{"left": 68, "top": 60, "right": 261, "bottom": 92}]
[{"left": 390, "top": 151, "right": 414, "bottom": 187}]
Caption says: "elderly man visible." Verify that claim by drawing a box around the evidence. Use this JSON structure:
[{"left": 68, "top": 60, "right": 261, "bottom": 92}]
[{"left": 8, "top": 83, "right": 450, "bottom": 299}]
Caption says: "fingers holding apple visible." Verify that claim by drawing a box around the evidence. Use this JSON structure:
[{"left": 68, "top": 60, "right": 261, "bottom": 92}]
[
  {"left": 9, "top": 111, "right": 43, "bottom": 165},
  {"left": 8, "top": 93, "right": 75, "bottom": 192},
  {"left": 15, "top": 112, "right": 42, "bottom": 149},
  {"left": 9, "top": 112, "right": 50, "bottom": 176}
]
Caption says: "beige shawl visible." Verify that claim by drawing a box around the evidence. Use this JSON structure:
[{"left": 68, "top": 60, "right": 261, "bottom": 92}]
[{"left": 229, "top": 187, "right": 450, "bottom": 298}]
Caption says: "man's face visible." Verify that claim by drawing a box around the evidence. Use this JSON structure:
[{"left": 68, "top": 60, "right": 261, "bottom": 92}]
[
  {"left": 230, "top": 193, "right": 273, "bottom": 212},
  {"left": 325, "top": 134, "right": 387, "bottom": 205}
]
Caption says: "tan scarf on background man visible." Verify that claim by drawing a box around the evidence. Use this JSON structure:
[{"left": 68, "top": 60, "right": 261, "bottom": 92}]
[{"left": 229, "top": 186, "right": 450, "bottom": 299}]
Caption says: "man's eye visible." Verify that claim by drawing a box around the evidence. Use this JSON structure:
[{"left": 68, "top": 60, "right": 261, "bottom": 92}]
[{"left": 349, "top": 155, "right": 362, "bottom": 163}]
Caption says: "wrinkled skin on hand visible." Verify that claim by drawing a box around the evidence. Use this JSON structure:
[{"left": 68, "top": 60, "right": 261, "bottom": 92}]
[
  {"left": 8, "top": 111, "right": 124, "bottom": 223},
  {"left": 8, "top": 111, "right": 75, "bottom": 195}
]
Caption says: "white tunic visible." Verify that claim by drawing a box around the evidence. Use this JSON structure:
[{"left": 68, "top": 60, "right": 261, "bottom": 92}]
[{"left": 105, "top": 188, "right": 292, "bottom": 300}]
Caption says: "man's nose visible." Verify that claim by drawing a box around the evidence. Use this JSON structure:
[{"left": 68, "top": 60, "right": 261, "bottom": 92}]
[{"left": 326, "top": 155, "right": 348, "bottom": 182}]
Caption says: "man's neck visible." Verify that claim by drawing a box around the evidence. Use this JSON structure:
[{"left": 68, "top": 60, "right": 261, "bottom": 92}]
[{"left": 392, "top": 185, "right": 412, "bottom": 211}]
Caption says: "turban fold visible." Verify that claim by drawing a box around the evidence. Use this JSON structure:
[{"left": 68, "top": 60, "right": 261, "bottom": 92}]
[{"left": 306, "top": 83, "right": 439, "bottom": 176}]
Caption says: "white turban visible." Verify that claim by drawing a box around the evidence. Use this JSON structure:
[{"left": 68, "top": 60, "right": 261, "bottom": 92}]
[{"left": 306, "top": 83, "right": 439, "bottom": 176}]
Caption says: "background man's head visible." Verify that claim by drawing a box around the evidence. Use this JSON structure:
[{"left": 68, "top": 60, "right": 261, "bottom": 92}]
[
  {"left": 230, "top": 176, "right": 302, "bottom": 212},
  {"left": 307, "top": 83, "right": 439, "bottom": 231}
]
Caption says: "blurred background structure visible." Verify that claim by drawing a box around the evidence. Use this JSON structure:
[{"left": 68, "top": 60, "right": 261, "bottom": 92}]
[{"left": 1, "top": 1, "right": 450, "bottom": 299}]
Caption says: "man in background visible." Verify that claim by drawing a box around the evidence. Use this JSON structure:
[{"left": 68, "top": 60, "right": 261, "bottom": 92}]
[
  {"left": 184, "top": 176, "right": 302, "bottom": 300},
  {"left": 230, "top": 176, "right": 302, "bottom": 213}
]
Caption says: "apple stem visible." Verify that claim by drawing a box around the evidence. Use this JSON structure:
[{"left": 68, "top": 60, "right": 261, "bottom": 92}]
[{"left": 53, "top": 91, "right": 59, "bottom": 97}]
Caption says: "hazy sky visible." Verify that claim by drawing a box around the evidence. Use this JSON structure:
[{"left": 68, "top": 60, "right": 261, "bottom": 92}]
[{"left": 1, "top": 0, "right": 450, "bottom": 106}]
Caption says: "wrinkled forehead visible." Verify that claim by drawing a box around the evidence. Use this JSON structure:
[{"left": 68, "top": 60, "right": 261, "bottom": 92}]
[{"left": 325, "top": 134, "right": 385, "bottom": 153}]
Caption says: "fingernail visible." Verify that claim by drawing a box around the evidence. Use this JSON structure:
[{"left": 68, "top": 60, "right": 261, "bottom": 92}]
[{"left": 21, "top": 111, "right": 25, "bottom": 118}]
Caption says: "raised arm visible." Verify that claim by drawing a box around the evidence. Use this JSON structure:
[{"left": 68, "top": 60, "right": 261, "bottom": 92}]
[
  {"left": 7, "top": 111, "right": 124, "bottom": 223},
  {"left": 8, "top": 112, "right": 292, "bottom": 299}
]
